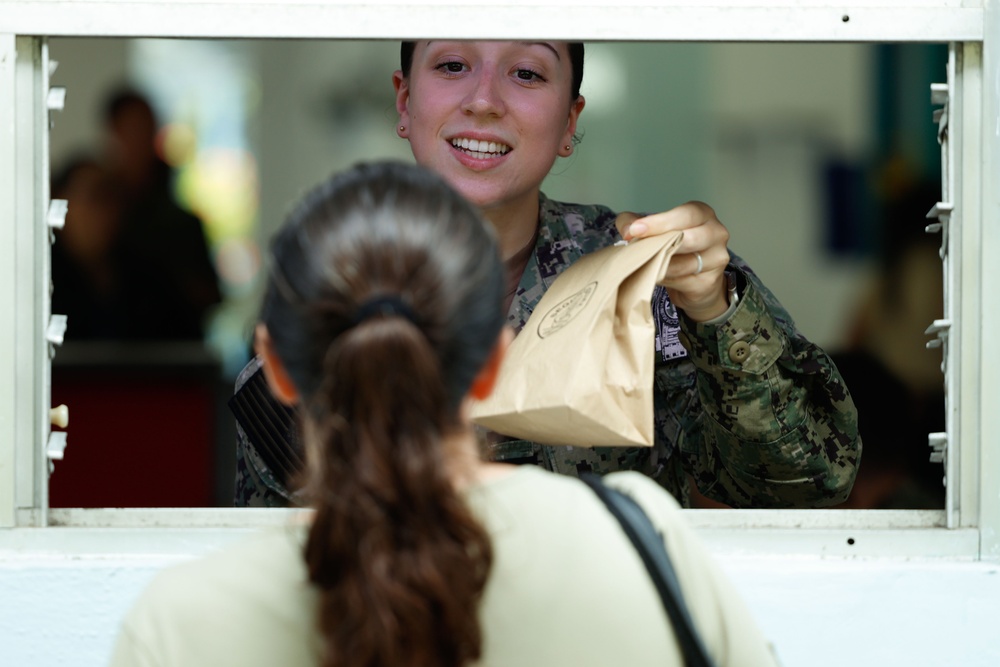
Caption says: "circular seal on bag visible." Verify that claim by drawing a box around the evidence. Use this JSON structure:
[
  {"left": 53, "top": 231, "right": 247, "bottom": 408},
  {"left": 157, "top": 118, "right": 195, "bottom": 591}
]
[{"left": 537, "top": 282, "right": 598, "bottom": 338}]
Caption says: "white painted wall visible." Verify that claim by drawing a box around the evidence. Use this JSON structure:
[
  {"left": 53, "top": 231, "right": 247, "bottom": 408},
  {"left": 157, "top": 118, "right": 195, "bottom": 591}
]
[{"left": 2, "top": 534, "right": 998, "bottom": 666}]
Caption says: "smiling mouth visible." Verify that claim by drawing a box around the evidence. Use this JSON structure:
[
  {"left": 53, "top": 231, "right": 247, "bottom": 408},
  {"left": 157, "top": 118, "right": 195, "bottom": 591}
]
[{"left": 451, "top": 137, "right": 511, "bottom": 159}]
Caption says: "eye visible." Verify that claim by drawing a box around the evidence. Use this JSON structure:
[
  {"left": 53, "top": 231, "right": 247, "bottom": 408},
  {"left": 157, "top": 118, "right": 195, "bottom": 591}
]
[
  {"left": 436, "top": 61, "right": 467, "bottom": 74},
  {"left": 514, "top": 68, "right": 545, "bottom": 82}
]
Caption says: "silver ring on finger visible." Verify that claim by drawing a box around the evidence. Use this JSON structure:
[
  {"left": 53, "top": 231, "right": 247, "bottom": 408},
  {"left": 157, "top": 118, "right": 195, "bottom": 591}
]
[{"left": 694, "top": 252, "right": 703, "bottom": 275}]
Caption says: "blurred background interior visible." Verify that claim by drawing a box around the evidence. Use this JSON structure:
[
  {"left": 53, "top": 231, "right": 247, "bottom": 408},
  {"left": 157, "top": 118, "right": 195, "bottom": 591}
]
[{"left": 46, "top": 39, "right": 946, "bottom": 510}]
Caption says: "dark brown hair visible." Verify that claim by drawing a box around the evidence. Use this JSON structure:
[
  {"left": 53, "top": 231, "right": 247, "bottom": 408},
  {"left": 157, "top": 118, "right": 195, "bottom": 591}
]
[{"left": 261, "top": 162, "right": 505, "bottom": 667}]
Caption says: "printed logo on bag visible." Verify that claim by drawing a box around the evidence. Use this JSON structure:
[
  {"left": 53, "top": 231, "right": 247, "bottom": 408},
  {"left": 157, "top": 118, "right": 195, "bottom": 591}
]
[{"left": 538, "top": 282, "right": 598, "bottom": 338}]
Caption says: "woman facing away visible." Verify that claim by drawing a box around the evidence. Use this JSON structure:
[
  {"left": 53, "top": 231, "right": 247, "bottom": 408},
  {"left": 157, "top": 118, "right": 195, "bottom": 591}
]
[
  {"left": 111, "top": 161, "right": 779, "bottom": 667},
  {"left": 233, "top": 40, "right": 860, "bottom": 509}
]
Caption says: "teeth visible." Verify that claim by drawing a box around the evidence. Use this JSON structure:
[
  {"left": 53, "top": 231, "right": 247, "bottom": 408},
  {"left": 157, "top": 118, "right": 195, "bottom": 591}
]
[{"left": 451, "top": 137, "right": 510, "bottom": 157}]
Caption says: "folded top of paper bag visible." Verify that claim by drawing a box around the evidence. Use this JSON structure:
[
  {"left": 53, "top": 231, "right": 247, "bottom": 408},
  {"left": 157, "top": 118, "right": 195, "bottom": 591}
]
[{"left": 471, "top": 231, "right": 684, "bottom": 448}]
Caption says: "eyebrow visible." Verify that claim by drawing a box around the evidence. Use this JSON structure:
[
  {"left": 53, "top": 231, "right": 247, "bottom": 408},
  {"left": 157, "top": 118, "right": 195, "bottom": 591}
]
[
  {"left": 423, "top": 41, "right": 561, "bottom": 61},
  {"left": 519, "top": 41, "right": 561, "bottom": 60}
]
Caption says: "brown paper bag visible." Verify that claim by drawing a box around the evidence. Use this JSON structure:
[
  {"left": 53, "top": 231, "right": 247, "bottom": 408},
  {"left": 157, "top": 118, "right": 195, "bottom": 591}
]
[{"left": 471, "top": 230, "right": 684, "bottom": 447}]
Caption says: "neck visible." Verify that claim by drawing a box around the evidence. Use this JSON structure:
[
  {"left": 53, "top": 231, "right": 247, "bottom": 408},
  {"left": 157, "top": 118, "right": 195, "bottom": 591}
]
[
  {"left": 480, "top": 193, "right": 541, "bottom": 262},
  {"left": 442, "top": 425, "right": 513, "bottom": 491},
  {"left": 294, "top": 426, "right": 513, "bottom": 528}
]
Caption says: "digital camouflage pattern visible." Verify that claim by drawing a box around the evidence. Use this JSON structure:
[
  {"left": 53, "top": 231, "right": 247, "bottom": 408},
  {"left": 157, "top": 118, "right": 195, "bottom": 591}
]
[
  {"left": 233, "top": 356, "right": 302, "bottom": 508},
  {"left": 234, "top": 193, "right": 860, "bottom": 508}
]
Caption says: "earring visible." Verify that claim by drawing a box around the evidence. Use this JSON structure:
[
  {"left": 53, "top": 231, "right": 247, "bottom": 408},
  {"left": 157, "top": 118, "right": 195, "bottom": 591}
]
[
  {"left": 399, "top": 125, "right": 406, "bottom": 132},
  {"left": 565, "top": 145, "right": 572, "bottom": 151}
]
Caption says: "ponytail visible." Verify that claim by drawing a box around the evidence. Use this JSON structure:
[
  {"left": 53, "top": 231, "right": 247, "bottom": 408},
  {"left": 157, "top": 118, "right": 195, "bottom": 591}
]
[
  {"left": 303, "top": 310, "right": 492, "bottom": 667},
  {"left": 263, "top": 162, "right": 504, "bottom": 667}
]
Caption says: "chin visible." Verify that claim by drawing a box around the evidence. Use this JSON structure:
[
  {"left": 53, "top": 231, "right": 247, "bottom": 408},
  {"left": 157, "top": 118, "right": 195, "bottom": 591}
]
[
  {"left": 434, "top": 166, "right": 534, "bottom": 214},
  {"left": 446, "top": 181, "right": 505, "bottom": 210}
]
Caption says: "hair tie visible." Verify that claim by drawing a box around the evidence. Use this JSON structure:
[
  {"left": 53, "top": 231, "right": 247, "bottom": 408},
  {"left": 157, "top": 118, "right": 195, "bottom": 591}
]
[{"left": 352, "top": 295, "right": 419, "bottom": 327}]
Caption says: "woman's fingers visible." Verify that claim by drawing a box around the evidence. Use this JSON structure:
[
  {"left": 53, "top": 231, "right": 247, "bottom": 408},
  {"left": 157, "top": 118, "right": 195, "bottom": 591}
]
[
  {"left": 662, "top": 264, "right": 730, "bottom": 322},
  {"left": 621, "top": 201, "right": 717, "bottom": 242},
  {"left": 618, "top": 203, "right": 729, "bottom": 265},
  {"left": 615, "top": 201, "right": 734, "bottom": 323},
  {"left": 661, "top": 244, "right": 729, "bottom": 281},
  {"left": 614, "top": 211, "right": 641, "bottom": 239}
]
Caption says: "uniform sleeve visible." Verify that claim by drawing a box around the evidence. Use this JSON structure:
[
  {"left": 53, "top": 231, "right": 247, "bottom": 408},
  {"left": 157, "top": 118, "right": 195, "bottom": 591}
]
[
  {"left": 231, "top": 356, "right": 301, "bottom": 508},
  {"left": 234, "top": 426, "right": 296, "bottom": 508},
  {"left": 677, "top": 257, "right": 861, "bottom": 508},
  {"left": 606, "top": 472, "right": 782, "bottom": 667}
]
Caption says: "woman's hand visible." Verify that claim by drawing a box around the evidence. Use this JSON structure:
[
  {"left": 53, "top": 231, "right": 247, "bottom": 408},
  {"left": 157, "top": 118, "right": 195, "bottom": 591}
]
[{"left": 616, "top": 201, "right": 731, "bottom": 323}]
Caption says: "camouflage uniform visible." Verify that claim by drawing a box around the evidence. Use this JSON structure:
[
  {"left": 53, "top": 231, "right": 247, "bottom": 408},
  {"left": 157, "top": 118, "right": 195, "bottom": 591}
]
[{"left": 233, "top": 193, "right": 860, "bottom": 508}]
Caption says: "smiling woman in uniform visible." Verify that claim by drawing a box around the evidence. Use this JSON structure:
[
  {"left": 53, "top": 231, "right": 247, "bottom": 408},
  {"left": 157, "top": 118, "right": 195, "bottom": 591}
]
[{"left": 232, "top": 40, "right": 860, "bottom": 510}]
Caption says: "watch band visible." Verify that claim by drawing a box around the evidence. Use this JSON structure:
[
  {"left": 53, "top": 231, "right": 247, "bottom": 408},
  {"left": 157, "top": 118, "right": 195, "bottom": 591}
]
[{"left": 725, "top": 269, "right": 740, "bottom": 307}]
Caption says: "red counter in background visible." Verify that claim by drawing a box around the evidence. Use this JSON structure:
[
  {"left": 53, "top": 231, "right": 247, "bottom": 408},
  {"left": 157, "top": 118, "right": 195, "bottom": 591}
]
[{"left": 49, "top": 342, "right": 223, "bottom": 508}]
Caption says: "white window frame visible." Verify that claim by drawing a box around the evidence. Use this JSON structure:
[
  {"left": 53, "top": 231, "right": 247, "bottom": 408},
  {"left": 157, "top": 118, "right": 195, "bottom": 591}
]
[{"left": 1, "top": 1, "right": 997, "bottom": 561}]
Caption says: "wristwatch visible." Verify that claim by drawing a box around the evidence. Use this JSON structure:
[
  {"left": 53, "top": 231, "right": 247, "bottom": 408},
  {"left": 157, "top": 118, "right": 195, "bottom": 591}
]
[{"left": 724, "top": 269, "right": 740, "bottom": 307}]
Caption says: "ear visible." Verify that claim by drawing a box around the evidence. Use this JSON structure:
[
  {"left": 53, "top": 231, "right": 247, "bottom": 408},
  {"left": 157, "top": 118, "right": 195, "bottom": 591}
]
[
  {"left": 254, "top": 323, "right": 300, "bottom": 406},
  {"left": 469, "top": 326, "right": 514, "bottom": 400},
  {"left": 392, "top": 70, "right": 411, "bottom": 137},
  {"left": 559, "top": 95, "right": 586, "bottom": 157}
]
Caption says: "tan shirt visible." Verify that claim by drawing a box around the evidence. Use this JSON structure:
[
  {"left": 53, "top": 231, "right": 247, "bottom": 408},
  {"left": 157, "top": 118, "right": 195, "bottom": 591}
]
[{"left": 110, "top": 467, "right": 778, "bottom": 667}]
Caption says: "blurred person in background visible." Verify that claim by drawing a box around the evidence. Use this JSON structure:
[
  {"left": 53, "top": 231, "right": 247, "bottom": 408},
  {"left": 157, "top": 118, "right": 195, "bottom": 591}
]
[
  {"left": 102, "top": 88, "right": 222, "bottom": 340},
  {"left": 832, "top": 179, "right": 945, "bottom": 509},
  {"left": 50, "top": 155, "right": 128, "bottom": 339}
]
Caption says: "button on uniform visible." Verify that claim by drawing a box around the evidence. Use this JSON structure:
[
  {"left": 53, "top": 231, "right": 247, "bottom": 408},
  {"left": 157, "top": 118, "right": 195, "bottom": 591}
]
[{"left": 728, "top": 340, "right": 751, "bottom": 364}]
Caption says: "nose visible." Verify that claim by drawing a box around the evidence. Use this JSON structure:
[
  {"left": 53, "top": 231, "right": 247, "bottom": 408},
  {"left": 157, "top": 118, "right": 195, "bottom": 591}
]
[{"left": 461, "top": 68, "right": 505, "bottom": 118}]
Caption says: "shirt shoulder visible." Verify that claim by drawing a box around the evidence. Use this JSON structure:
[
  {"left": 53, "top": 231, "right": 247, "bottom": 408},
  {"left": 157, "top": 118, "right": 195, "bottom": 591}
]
[
  {"left": 466, "top": 468, "right": 682, "bottom": 666},
  {"left": 538, "top": 193, "right": 620, "bottom": 253},
  {"left": 111, "top": 526, "right": 320, "bottom": 667},
  {"left": 601, "top": 472, "right": 780, "bottom": 667}
]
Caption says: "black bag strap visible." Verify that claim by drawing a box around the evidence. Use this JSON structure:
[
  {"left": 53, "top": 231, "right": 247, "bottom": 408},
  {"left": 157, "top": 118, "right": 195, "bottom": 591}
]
[{"left": 581, "top": 474, "right": 715, "bottom": 667}]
